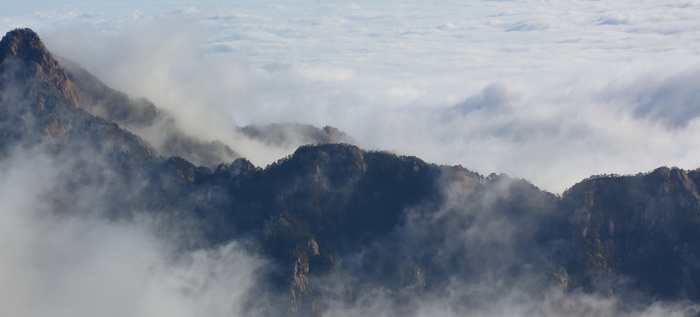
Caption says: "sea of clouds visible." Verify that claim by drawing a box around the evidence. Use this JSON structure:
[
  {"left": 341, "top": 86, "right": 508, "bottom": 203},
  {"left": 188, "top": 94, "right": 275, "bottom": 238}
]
[
  {"left": 4, "top": 1, "right": 700, "bottom": 316},
  {"left": 5, "top": 0, "right": 700, "bottom": 192}
]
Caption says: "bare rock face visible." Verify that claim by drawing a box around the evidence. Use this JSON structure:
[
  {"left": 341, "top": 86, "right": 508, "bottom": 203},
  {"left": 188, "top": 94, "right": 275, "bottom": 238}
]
[
  {"left": 0, "top": 28, "right": 88, "bottom": 114},
  {"left": 0, "top": 28, "right": 46, "bottom": 62},
  {"left": 0, "top": 28, "right": 155, "bottom": 162},
  {"left": 0, "top": 28, "right": 238, "bottom": 167},
  {"left": 561, "top": 167, "right": 700, "bottom": 300},
  {"left": 290, "top": 256, "right": 311, "bottom": 314},
  {"left": 0, "top": 28, "right": 157, "bottom": 127}
]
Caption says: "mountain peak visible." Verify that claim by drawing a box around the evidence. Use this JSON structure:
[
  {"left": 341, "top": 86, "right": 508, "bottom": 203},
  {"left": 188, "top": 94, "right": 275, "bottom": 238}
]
[
  {"left": 0, "top": 28, "right": 53, "bottom": 66},
  {"left": 0, "top": 28, "right": 89, "bottom": 112}
]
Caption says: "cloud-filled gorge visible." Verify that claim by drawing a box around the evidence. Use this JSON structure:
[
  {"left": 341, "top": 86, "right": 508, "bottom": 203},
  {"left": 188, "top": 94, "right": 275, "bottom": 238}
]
[{"left": 3, "top": 1, "right": 700, "bottom": 316}]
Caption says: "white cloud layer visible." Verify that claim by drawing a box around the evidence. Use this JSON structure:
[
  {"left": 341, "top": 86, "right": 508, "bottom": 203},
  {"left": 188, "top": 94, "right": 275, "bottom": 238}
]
[
  {"left": 4, "top": 2, "right": 700, "bottom": 191},
  {"left": 7, "top": 2, "right": 700, "bottom": 315},
  {"left": 0, "top": 147, "right": 265, "bottom": 317}
]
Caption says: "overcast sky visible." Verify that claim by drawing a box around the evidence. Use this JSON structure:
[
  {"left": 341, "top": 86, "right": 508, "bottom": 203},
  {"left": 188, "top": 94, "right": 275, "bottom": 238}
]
[{"left": 3, "top": 0, "right": 700, "bottom": 192}]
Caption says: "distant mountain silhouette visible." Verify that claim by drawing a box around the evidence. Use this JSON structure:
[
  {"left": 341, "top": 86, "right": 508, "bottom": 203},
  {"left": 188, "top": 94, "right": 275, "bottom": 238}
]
[
  {"left": 3, "top": 28, "right": 700, "bottom": 316},
  {"left": 239, "top": 123, "right": 354, "bottom": 148}
]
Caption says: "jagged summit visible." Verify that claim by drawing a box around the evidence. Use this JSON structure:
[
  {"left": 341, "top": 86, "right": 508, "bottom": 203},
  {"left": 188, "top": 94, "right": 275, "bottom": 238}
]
[
  {"left": 0, "top": 28, "right": 354, "bottom": 167},
  {"left": 0, "top": 28, "right": 87, "bottom": 110},
  {"left": 0, "top": 28, "right": 51, "bottom": 65},
  {"left": 0, "top": 28, "right": 239, "bottom": 166},
  {"left": 0, "top": 27, "right": 156, "bottom": 165}
]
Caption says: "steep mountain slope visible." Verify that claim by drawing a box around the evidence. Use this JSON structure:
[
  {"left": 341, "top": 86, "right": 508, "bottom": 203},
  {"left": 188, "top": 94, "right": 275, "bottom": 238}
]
[
  {"left": 4, "top": 28, "right": 700, "bottom": 316},
  {"left": 561, "top": 167, "right": 700, "bottom": 301},
  {"left": 57, "top": 56, "right": 248, "bottom": 167},
  {"left": 0, "top": 28, "right": 155, "bottom": 165}
]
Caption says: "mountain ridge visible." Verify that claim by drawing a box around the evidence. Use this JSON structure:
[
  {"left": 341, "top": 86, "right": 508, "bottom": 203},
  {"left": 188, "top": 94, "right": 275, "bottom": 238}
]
[{"left": 3, "top": 27, "right": 700, "bottom": 316}]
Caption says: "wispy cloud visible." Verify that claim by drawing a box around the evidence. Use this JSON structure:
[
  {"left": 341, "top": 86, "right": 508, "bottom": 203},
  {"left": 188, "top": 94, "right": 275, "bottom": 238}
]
[
  {"left": 0, "top": 144, "right": 268, "bottom": 317},
  {"left": 8, "top": 2, "right": 700, "bottom": 187},
  {"left": 4, "top": 1, "right": 700, "bottom": 312}
]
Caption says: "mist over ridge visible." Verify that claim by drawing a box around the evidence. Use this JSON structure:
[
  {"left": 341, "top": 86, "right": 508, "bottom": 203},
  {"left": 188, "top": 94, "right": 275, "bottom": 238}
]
[
  {"left": 3, "top": 1, "right": 700, "bottom": 315},
  {"left": 12, "top": 0, "right": 700, "bottom": 193},
  {"left": 3, "top": 25, "right": 700, "bottom": 316}
]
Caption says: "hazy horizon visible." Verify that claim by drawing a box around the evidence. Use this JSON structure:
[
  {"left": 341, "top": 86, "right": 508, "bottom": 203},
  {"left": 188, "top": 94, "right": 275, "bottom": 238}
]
[{"left": 3, "top": 0, "right": 700, "bottom": 192}]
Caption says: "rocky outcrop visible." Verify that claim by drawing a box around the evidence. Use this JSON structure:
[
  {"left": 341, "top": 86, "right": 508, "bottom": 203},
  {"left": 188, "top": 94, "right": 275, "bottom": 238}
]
[
  {"left": 0, "top": 28, "right": 89, "bottom": 111},
  {"left": 0, "top": 29, "right": 155, "bottom": 166},
  {"left": 562, "top": 167, "right": 700, "bottom": 300}
]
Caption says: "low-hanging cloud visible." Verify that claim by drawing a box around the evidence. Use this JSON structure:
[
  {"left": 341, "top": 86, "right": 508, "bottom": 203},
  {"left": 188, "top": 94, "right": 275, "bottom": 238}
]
[
  {"left": 40, "top": 17, "right": 358, "bottom": 166},
  {"left": 4, "top": 2, "right": 700, "bottom": 316},
  {"left": 318, "top": 170, "right": 700, "bottom": 316},
  {"left": 0, "top": 143, "right": 269, "bottom": 317},
  {"left": 309, "top": 171, "right": 700, "bottom": 317},
  {"left": 17, "top": 0, "right": 699, "bottom": 192},
  {"left": 324, "top": 286, "right": 700, "bottom": 317},
  {"left": 3, "top": 3, "right": 700, "bottom": 312}
]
